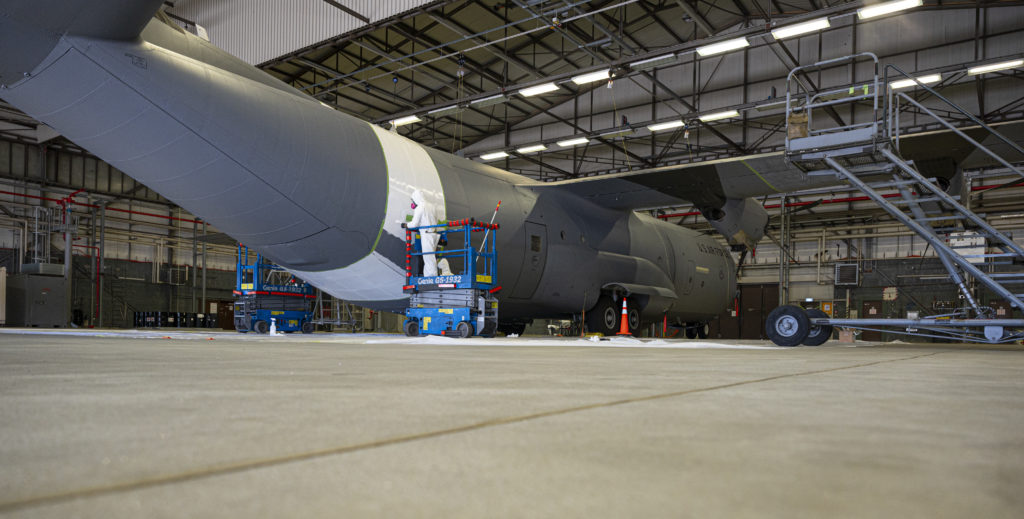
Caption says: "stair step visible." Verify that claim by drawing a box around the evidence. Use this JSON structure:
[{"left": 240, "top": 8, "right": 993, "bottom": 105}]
[
  {"left": 916, "top": 215, "right": 967, "bottom": 222},
  {"left": 961, "top": 253, "right": 1022, "bottom": 258},
  {"left": 891, "top": 196, "right": 960, "bottom": 205}
]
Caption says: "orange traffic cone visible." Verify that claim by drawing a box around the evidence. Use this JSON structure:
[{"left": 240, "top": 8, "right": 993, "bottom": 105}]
[{"left": 616, "top": 298, "right": 631, "bottom": 336}]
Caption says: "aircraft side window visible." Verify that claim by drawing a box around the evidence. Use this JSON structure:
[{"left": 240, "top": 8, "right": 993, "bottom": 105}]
[{"left": 531, "top": 235, "right": 542, "bottom": 252}]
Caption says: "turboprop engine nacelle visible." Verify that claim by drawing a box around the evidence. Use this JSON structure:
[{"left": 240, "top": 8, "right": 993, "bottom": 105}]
[{"left": 701, "top": 198, "right": 768, "bottom": 251}]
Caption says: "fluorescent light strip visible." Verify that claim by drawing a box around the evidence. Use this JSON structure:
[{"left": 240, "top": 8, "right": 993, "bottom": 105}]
[
  {"left": 647, "top": 120, "right": 685, "bottom": 132},
  {"left": 889, "top": 74, "right": 941, "bottom": 90},
  {"left": 519, "top": 83, "right": 560, "bottom": 96},
  {"left": 516, "top": 144, "right": 547, "bottom": 154},
  {"left": 968, "top": 59, "right": 1024, "bottom": 76},
  {"left": 471, "top": 94, "right": 506, "bottom": 105},
  {"left": 696, "top": 37, "right": 749, "bottom": 57},
  {"left": 858, "top": 0, "right": 922, "bottom": 20},
  {"left": 699, "top": 110, "right": 740, "bottom": 122},
  {"left": 480, "top": 151, "right": 509, "bottom": 161},
  {"left": 557, "top": 137, "right": 590, "bottom": 147},
  {"left": 390, "top": 115, "right": 421, "bottom": 127},
  {"left": 771, "top": 18, "right": 830, "bottom": 40},
  {"left": 629, "top": 54, "right": 676, "bottom": 69},
  {"left": 572, "top": 69, "right": 610, "bottom": 85}
]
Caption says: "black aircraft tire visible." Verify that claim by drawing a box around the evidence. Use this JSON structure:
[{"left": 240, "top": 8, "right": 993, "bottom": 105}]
[
  {"left": 685, "top": 324, "right": 697, "bottom": 339},
  {"left": 498, "top": 323, "right": 526, "bottom": 336},
  {"left": 696, "top": 322, "right": 710, "bottom": 339},
  {"left": 765, "top": 305, "right": 810, "bottom": 346},
  {"left": 802, "top": 309, "right": 833, "bottom": 346},
  {"left": 456, "top": 321, "right": 473, "bottom": 339},
  {"left": 586, "top": 296, "right": 619, "bottom": 336},
  {"left": 403, "top": 320, "right": 419, "bottom": 337},
  {"left": 254, "top": 320, "right": 269, "bottom": 335},
  {"left": 627, "top": 302, "right": 641, "bottom": 336},
  {"left": 301, "top": 321, "right": 315, "bottom": 334}
]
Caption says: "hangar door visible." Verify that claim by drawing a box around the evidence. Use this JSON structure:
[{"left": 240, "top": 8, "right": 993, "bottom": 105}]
[{"left": 510, "top": 221, "right": 547, "bottom": 299}]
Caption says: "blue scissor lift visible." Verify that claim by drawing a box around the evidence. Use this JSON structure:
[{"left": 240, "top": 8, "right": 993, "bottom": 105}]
[
  {"left": 233, "top": 244, "right": 315, "bottom": 334},
  {"left": 402, "top": 219, "right": 500, "bottom": 338}
]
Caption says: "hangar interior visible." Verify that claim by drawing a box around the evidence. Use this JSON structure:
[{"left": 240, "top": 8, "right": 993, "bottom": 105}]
[{"left": 1, "top": 0, "right": 1023, "bottom": 341}]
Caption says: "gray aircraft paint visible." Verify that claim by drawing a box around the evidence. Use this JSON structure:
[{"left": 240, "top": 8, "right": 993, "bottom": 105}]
[{"left": 0, "top": 2, "right": 760, "bottom": 324}]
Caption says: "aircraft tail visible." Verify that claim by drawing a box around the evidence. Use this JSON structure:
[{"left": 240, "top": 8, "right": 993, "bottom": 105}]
[{"left": 0, "top": 0, "right": 164, "bottom": 85}]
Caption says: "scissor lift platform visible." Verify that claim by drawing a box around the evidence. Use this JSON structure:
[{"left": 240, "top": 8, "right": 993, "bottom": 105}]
[{"left": 402, "top": 219, "right": 500, "bottom": 338}]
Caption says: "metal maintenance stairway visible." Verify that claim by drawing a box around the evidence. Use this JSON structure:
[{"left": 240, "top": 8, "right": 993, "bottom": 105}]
[{"left": 785, "top": 53, "right": 1024, "bottom": 319}]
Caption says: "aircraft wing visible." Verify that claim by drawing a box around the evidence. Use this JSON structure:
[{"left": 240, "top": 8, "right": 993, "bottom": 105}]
[
  {"left": 520, "top": 152, "right": 839, "bottom": 211},
  {"left": 522, "top": 121, "right": 1024, "bottom": 213}
]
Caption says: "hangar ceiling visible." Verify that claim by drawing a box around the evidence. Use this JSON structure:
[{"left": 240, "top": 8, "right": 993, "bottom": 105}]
[{"left": 255, "top": 0, "right": 1024, "bottom": 181}]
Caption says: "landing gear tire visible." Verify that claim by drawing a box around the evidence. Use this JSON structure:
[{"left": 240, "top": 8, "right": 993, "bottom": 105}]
[
  {"left": 499, "top": 323, "right": 526, "bottom": 336},
  {"left": 765, "top": 305, "right": 810, "bottom": 346},
  {"left": 403, "top": 320, "right": 419, "bottom": 337},
  {"left": 301, "top": 321, "right": 315, "bottom": 334},
  {"left": 456, "top": 321, "right": 473, "bottom": 339},
  {"left": 627, "top": 302, "right": 641, "bottom": 336},
  {"left": 254, "top": 320, "right": 269, "bottom": 335},
  {"left": 585, "top": 296, "right": 619, "bottom": 336},
  {"left": 801, "top": 309, "right": 832, "bottom": 346},
  {"left": 696, "top": 322, "right": 710, "bottom": 339},
  {"left": 685, "top": 323, "right": 697, "bottom": 339}
]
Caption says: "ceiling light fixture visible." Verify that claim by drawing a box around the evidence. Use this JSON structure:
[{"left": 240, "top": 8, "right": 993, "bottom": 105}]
[
  {"left": 967, "top": 59, "right": 1024, "bottom": 76},
  {"left": 480, "top": 151, "right": 509, "bottom": 161},
  {"left": 647, "top": 120, "right": 686, "bottom": 132},
  {"left": 471, "top": 94, "right": 508, "bottom": 107},
  {"left": 390, "top": 115, "right": 421, "bottom": 127},
  {"left": 519, "top": 83, "right": 560, "bottom": 96},
  {"left": 572, "top": 69, "right": 611, "bottom": 85},
  {"left": 516, "top": 144, "right": 547, "bottom": 154},
  {"left": 698, "top": 110, "right": 740, "bottom": 122},
  {"left": 629, "top": 54, "right": 676, "bottom": 70},
  {"left": 696, "top": 37, "right": 749, "bottom": 57},
  {"left": 557, "top": 137, "right": 590, "bottom": 147},
  {"left": 857, "top": 0, "right": 923, "bottom": 20},
  {"left": 771, "top": 18, "right": 831, "bottom": 40},
  {"left": 889, "top": 74, "right": 941, "bottom": 90}
]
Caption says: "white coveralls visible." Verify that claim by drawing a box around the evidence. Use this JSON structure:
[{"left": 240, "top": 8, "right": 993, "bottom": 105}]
[{"left": 409, "top": 190, "right": 440, "bottom": 277}]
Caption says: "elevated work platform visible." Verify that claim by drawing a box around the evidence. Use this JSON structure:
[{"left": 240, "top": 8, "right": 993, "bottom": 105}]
[{"left": 774, "top": 53, "right": 1024, "bottom": 344}]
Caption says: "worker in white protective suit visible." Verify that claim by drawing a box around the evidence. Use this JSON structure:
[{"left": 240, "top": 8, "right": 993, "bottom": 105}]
[{"left": 409, "top": 190, "right": 440, "bottom": 277}]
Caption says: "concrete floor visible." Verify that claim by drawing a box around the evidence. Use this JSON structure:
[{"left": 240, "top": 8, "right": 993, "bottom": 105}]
[{"left": 0, "top": 330, "right": 1022, "bottom": 518}]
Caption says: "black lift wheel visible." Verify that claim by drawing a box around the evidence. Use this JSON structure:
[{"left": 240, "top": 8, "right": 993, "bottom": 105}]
[
  {"left": 254, "top": 320, "right": 269, "bottom": 335},
  {"left": 456, "top": 321, "right": 473, "bottom": 339},
  {"left": 301, "top": 321, "right": 315, "bottom": 334},
  {"left": 802, "top": 309, "right": 832, "bottom": 346},
  {"left": 403, "top": 320, "right": 419, "bottom": 337},
  {"left": 765, "top": 305, "right": 810, "bottom": 346}
]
